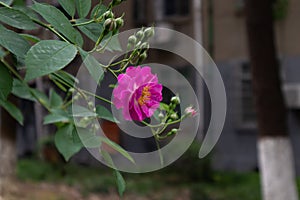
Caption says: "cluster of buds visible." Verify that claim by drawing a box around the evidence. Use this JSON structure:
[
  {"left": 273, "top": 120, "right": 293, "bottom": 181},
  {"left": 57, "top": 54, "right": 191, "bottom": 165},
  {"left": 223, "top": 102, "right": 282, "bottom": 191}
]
[
  {"left": 103, "top": 10, "right": 124, "bottom": 35},
  {"left": 127, "top": 27, "right": 155, "bottom": 65}
]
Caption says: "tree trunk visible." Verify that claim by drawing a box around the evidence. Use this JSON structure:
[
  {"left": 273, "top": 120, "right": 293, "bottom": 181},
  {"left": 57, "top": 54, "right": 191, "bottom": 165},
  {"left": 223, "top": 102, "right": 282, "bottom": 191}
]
[
  {"left": 0, "top": 107, "right": 17, "bottom": 195},
  {"left": 245, "top": 0, "right": 298, "bottom": 200}
]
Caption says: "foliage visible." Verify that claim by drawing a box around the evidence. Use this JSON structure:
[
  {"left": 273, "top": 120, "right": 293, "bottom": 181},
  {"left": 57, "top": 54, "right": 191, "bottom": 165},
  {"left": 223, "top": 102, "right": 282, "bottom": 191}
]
[{"left": 0, "top": 0, "right": 196, "bottom": 195}]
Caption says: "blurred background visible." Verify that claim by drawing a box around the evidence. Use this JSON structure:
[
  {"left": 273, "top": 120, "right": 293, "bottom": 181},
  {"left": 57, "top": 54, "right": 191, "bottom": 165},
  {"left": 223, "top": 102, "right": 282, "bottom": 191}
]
[{"left": 1, "top": 0, "right": 300, "bottom": 199}]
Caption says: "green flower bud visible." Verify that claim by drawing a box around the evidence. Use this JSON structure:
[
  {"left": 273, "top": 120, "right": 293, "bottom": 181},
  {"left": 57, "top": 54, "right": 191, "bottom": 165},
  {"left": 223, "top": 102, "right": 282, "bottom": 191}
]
[
  {"left": 158, "top": 112, "right": 164, "bottom": 119},
  {"left": 88, "top": 101, "right": 94, "bottom": 107},
  {"left": 171, "top": 96, "right": 180, "bottom": 105},
  {"left": 103, "top": 11, "right": 114, "bottom": 20},
  {"left": 170, "top": 113, "right": 178, "bottom": 120},
  {"left": 111, "top": 0, "right": 125, "bottom": 6},
  {"left": 168, "top": 128, "right": 178, "bottom": 136},
  {"left": 144, "top": 27, "right": 155, "bottom": 38},
  {"left": 115, "top": 17, "right": 124, "bottom": 29},
  {"left": 128, "top": 35, "right": 137, "bottom": 45},
  {"left": 136, "top": 30, "right": 144, "bottom": 40},
  {"left": 139, "top": 51, "right": 147, "bottom": 60},
  {"left": 69, "top": 88, "right": 75, "bottom": 93},
  {"left": 140, "top": 42, "right": 149, "bottom": 50},
  {"left": 135, "top": 41, "right": 141, "bottom": 48},
  {"left": 104, "top": 18, "right": 116, "bottom": 31}
]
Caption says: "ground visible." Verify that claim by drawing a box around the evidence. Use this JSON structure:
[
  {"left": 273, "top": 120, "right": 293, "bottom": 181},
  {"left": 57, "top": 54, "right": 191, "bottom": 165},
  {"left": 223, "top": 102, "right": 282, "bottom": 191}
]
[{"left": 1, "top": 178, "right": 190, "bottom": 200}]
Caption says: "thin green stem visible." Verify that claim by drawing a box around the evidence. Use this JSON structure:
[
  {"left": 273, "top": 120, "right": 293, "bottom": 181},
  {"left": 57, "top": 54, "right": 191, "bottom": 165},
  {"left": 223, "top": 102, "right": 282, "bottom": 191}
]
[
  {"left": 73, "top": 19, "right": 95, "bottom": 27},
  {"left": 82, "top": 90, "right": 113, "bottom": 105},
  {"left": 0, "top": 1, "right": 10, "bottom": 7},
  {"left": 108, "top": 68, "right": 118, "bottom": 79},
  {"left": 1, "top": 59, "right": 23, "bottom": 80},
  {"left": 32, "top": 19, "right": 70, "bottom": 43},
  {"left": 90, "top": 32, "right": 106, "bottom": 53}
]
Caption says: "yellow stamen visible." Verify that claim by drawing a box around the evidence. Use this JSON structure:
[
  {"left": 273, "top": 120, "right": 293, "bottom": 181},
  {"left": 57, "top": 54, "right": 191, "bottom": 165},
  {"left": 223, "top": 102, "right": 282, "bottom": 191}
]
[{"left": 138, "top": 86, "right": 151, "bottom": 106}]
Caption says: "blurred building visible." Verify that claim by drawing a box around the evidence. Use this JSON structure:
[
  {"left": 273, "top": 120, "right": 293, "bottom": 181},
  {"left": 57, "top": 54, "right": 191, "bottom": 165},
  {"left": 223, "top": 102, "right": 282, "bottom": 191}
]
[
  {"left": 15, "top": 0, "right": 300, "bottom": 173},
  {"left": 202, "top": 0, "right": 300, "bottom": 173}
]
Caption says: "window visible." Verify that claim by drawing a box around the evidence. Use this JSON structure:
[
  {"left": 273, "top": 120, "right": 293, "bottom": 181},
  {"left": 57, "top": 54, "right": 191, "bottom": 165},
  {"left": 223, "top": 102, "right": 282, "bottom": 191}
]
[
  {"left": 163, "top": 0, "right": 190, "bottom": 17},
  {"left": 238, "top": 62, "right": 257, "bottom": 128},
  {"left": 133, "top": 0, "right": 190, "bottom": 25}
]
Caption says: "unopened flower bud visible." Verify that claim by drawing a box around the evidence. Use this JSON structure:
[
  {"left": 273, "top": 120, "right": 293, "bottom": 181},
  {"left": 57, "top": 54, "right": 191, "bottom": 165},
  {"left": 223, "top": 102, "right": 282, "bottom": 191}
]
[
  {"left": 139, "top": 51, "right": 147, "bottom": 60},
  {"left": 69, "top": 88, "right": 75, "bottom": 93},
  {"left": 171, "top": 96, "right": 180, "bottom": 105},
  {"left": 128, "top": 35, "right": 137, "bottom": 45},
  {"left": 136, "top": 30, "right": 144, "bottom": 40},
  {"left": 115, "top": 17, "right": 124, "bottom": 29},
  {"left": 185, "top": 106, "right": 197, "bottom": 117},
  {"left": 170, "top": 113, "right": 178, "bottom": 120},
  {"left": 111, "top": 0, "right": 125, "bottom": 6},
  {"left": 103, "top": 11, "right": 114, "bottom": 20},
  {"left": 140, "top": 42, "right": 149, "bottom": 50},
  {"left": 168, "top": 128, "right": 178, "bottom": 136},
  {"left": 88, "top": 101, "right": 94, "bottom": 107},
  {"left": 104, "top": 18, "right": 116, "bottom": 31},
  {"left": 144, "top": 27, "right": 155, "bottom": 38},
  {"left": 158, "top": 112, "right": 164, "bottom": 119}
]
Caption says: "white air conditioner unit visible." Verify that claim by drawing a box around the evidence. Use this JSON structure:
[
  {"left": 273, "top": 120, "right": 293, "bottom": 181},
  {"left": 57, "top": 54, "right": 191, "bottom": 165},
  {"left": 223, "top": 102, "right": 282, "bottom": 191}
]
[{"left": 283, "top": 84, "right": 300, "bottom": 108}]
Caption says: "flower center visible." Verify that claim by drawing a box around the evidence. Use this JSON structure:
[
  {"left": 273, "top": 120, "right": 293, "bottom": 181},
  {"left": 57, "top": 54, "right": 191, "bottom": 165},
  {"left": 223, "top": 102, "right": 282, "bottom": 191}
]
[{"left": 138, "top": 86, "right": 151, "bottom": 106}]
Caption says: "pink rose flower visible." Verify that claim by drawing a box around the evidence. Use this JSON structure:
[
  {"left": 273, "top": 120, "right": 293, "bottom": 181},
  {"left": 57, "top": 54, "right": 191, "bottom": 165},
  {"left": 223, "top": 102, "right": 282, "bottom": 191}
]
[{"left": 113, "top": 66, "right": 163, "bottom": 121}]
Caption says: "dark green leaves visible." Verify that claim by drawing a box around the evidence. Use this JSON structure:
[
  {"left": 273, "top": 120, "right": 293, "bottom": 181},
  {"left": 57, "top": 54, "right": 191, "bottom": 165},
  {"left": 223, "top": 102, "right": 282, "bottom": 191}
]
[
  {"left": 57, "top": 0, "right": 75, "bottom": 18},
  {"left": 31, "top": 2, "right": 83, "bottom": 46},
  {"left": 54, "top": 124, "right": 83, "bottom": 161},
  {"left": 0, "top": 0, "right": 13, "bottom": 6},
  {"left": 0, "top": 99, "right": 23, "bottom": 125},
  {"left": 0, "top": 25, "right": 31, "bottom": 59},
  {"left": 0, "top": 63, "right": 12, "bottom": 100},
  {"left": 25, "top": 40, "right": 77, "bottom": 81},
  {"left": 96, "top": 105, "right": 118, "bottom": 123},
  {"left": 79, "top": 48, "right": 104, "bottom": 84},
  {"left": 0, "top": 7, "right": 36, "bottom": 30},
  {"left": 114, "top": 170, "right": 126, "bottom": 197},
  {"left": 75, "top": 0, "right": 91, "bottom": 18}
]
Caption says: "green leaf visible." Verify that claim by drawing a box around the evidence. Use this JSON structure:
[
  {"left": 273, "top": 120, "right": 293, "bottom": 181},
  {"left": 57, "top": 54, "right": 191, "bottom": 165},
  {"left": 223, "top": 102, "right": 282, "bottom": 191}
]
[
  {"left": 54, "top": 124, "right": 83, "bottom": 161},
  {"left": 49, "top": 89, "right": 63, "bottom": 109},
  {"left": 114, "top": 170, "right": 126, "bottom": 197},
  {"left": 57, "top": 0, "right": 75, "bottom": 18},
  {"left": 20, "top": 33, "right": 40, "bottom": 43},
  {"left": 160, "top": 102, "right": 169, "bottom": 111},
  {"left": 0, "top": 99, "right": 23, "bottom": 125},
  {"left": 14, "top": 5, "right": 40, "bottom": 21},
  {"left": 44, "top": 113, "right": 70, "bottom": 125},
  {"left": 75, "top": 0, "right": 91, "bottom": 18},
  {"left": 0, "top": 0, "right": 13, "bottom": 6},
  {"left": 31, "top": 2, "right": 83, "bottom": 46},
  {"left": 0, "top": 48, "right": 6, "bottom": 59},
  {"left": 79, "top": 48, "right": 104, "bottom": 84},
  {"left": 0, "top": 24, "right": 30, "bottom": 59},
  {"left": 96, "top": 105, "right": 118, "bottom": 123},
  {"left": 91, "top": 4, "right": 106, "bottom": 19},
  {"left": 71, "top": 104, "right": 97, "bottom": 117},
  {"left": 0, "top": 63, "right": 13, "bottom": 100},
  {"left": 103, "top": 33, "right": 122, "bottom": 52},
  {"left": 77, "top": 19, "right": 103, "bottom": 42},
  {"left": 76, "top": 127, "right": 101, "bottom": 148},
  {"left": 100, "top": 150, "right": 126, "bottom": 196},
  {"left": 25, "top": 40, "right": 77, "bottom": 81},
  {"left": 0, "top": 7, "right": 36, "bottom": 30},
  {"left": 30, "top": 89, "right": 50, "bottom": 107},
  {"left": 11, "top": 79, "right": 35, "bottom": 101},
  {"left": 100, "top": 137, "right": 134, "bottom": 163},
  {"left": 53, "top": 70, "right": 78, "bottom": 87}
]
